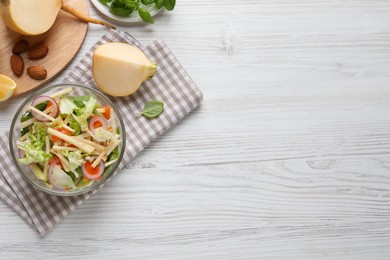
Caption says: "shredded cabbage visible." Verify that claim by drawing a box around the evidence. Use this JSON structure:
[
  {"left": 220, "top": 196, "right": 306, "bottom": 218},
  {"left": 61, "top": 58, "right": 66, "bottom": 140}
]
[
  {"left": 18, "top": 122, "right": 51, "bottom": 164},
  {"left": 62, "top": 150, "right": 84, "bottom": 171},
  {"left": 73, "top": 97, "right": 97, "bottom": 131},
  {"left": 51, "top": 165, "right": 77, "bottom": 189},
  {"left": 94, "top": 128, "right": 114, "bottom": 142},
  {"left": 59, "top": 96, "right": 77, "bottom": 115}
]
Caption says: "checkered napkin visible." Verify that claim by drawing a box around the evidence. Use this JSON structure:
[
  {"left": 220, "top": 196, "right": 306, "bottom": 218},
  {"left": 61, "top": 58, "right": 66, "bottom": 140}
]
[{"left": 0, "top": 30, "right": 203, "bottom": 236}]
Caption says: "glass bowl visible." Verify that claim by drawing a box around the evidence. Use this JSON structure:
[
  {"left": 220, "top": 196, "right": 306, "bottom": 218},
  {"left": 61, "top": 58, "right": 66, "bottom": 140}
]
[{"left": 9, "top": 84, "right": 126, "bottom": 196}]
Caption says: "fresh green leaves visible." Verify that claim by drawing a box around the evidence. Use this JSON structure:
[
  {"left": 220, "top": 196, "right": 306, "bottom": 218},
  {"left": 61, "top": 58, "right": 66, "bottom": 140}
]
[
  {"left": 99, "top": 0, "right": 112, "bottom": 6},
  {"left": 65, "top": 115, "right": 81, "bottom": 136},
  {"left": 18, "top": 122, "right": 52, "bottom": 165},
  {"left": 164, "top": 0, "right": 175, "bottom": 11},
  {"left": 98, "top": 0, "right": 175, "bottom": 23},
  {"left": 139, "top": 100, "right": 164, "bottom": 119},
  {"left": 138, "top": 7, "right": 154, "bottom": 23},
  {"left": 155, "top": 0, "right": 164, "bottom": 9},
  {"left": 72, "top": 97, "right": 98, "bottom": 131},
  {"left": 20, "top": 100, "right": 48, "bottom": 123},
  {"left": 108, "top": 145, "right": 119, "bottom": 162},
  {"left": 110, "top": 0, "right": 135, "bottom": 17},
  {"left": 59, "top": 96, "right": 77, "bottom": 115},
  {"left": 71, "top": 96, "right": 91, "bottom": 108}
]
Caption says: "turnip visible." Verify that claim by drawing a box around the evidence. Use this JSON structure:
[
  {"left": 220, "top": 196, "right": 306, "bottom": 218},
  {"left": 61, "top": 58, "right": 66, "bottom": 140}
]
[{"left": 0, "top": 0, "right": 115, "bottom": 36}]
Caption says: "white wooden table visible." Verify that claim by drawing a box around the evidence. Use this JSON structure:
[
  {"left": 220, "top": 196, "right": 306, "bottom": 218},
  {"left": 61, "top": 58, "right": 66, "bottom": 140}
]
[{"left": 1, "top": 1, "right": 390, "bottom": 259}]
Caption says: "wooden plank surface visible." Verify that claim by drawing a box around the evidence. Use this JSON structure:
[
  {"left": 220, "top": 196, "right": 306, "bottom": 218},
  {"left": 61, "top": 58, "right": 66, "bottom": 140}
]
[
  {"left": 1, "top": 0, "right": 390, "bottom": 259},
  {"left": 0, "top": 0, "right": 88, "bottom": 95}
]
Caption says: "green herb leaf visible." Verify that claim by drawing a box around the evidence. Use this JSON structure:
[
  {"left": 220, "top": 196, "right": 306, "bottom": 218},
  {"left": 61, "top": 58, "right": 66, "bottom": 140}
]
[
  {"left": 121, "top": 0, "right": 140, "bottom": 9},
  {"left": 34, "top": 101, "right": 49, "bottom": 111},
  {"left": 155, "top": 0, "right": 164, "bottom": 9},
  {"left": 164, "top": 0, "right": 175, "bottom": 11},
  {"left": 110, "top": 7, "right": 134, "bottom": 17},
  {"left": 141, "top": 0, "right": 155, "bottom": 5},
  {"left": 139, "top": 100, "right": 164, "bottom": 118},
  {"left": 21, "top": 127, "right": 30, "bottom": 136},
  {"left": 21, "top": 112, "right": 33, "bottom": 123},
  {"left": 138, "top": 7, "right": 154, "bottom": 24},
  {"left": 99, "top": 0, "right": 112, "bottom": 6}
]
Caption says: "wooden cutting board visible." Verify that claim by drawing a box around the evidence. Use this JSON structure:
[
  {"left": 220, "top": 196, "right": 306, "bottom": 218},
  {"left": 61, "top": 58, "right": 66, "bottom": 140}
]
[{"left": 0, "top": 0, "right": 88, "bottom": 96}]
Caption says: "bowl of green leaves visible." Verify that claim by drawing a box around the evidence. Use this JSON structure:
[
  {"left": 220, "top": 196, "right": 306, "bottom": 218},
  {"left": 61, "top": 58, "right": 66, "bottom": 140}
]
[{"left": 91, "top": 0, "right": 176, "bottom": 24}]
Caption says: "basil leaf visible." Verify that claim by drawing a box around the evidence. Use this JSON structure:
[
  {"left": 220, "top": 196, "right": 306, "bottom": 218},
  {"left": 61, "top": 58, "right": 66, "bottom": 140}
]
[
  {"left": 121, "top": 0, "right": 140, "bottom": 9},
  {"left": 164, "top": 0, "right": 175, "bottom": 11},
  {"left": 155, "top": 0, "right": 164, "bottom": 9},
  {"left": 138, "top": 7, "right": 154, "bottom": 24},
  {"left": 141, "top": 0, "right": 155, "bottom": 5},
  {"left": 139, "top": 100, "right": 164, "bottom": 118},
  {"left": 99, "top": 0, "right": 112, "bottom": 6},
  {"left": 110, "top": 0, "right": 135, "bottom": 16},
  {"left": 110, "top": 7, "right": 134, "bottom": 17}
]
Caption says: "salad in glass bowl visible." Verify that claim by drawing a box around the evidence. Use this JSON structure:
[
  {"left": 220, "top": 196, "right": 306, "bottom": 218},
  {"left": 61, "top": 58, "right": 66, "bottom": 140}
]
[{"left": 9, "top": 84, "right": 126, "bottom": 196}]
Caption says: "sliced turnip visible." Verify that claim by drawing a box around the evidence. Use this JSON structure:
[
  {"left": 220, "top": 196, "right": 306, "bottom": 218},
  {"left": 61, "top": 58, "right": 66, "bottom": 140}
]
[{"left": 31, "top": 96, "right": 59, "bottom": 122}]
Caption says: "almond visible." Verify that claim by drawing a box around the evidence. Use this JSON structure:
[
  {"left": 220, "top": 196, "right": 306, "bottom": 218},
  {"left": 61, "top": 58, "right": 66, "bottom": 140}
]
[
  {"left": 10, "top": 54, "right": 24, "bottom": 77},
  {"left": 27, "top": 66, "right": 47, "bottom": 80},
  {"left": 27, "top": 43, "right": 49, "bottom": 60},
  {"left": 12, "top": 40, "right": 29, "bottom": 54}
]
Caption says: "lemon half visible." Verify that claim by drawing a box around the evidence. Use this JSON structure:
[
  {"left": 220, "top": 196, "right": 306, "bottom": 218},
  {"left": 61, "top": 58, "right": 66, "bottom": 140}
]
[{"left": 0, "top": 74, "right": 17, "bottom": 102}]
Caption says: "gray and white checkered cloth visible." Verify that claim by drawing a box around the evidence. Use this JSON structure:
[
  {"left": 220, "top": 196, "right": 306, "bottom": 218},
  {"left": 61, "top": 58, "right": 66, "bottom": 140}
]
[{"left": 0, "top": 30, "right": 203, "bottom": 236}]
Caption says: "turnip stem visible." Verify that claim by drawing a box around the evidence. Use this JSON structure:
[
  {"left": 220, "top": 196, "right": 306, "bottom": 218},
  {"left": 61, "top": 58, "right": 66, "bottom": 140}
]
[{"left": 61, "top": 4, "right": 116, "bottom": 30}]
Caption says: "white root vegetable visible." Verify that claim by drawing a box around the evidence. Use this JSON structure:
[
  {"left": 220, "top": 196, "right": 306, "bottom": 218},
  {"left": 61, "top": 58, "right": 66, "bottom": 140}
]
[
  {"left": 74, "top": 132, "right": 90, "bottom": 139},
  {"left": 92, "top": 139, "right": 120, "bottom": 168},
  {"left": 95, "top": 108, "right": 105, "bottom": 114},
  {"left": 48, "top": 128, "right": 95, "bottom": 154},
  {"left": 60, "top": 3, "right": 115, "bottom": 30},
  {"left": 52, "top": 145, "right": 79, "bottom": 152},
  {"left": 20, "top": 118, "right": 37, "bottom": 129},
  {"left": 43, "top": 135, "right": 50, "bottom": 181},
  {"left": 0, "top": 0, "right": 115, "bottom": 36},
  {"left": 105, "top": 159, "right": 118, "bottom": 167},
  {"left": 29, "top": 106, "right": 75, "bottom": 133},
  {"left": 110, "top": 113, "right": 117, "bottom": 133},
  {"left": 19, "top": 131, "right": 31, "bottom": 141},
  {"left": 21, "top": 106, "right": 53, "bottom": 129},
  {"left": 74, "top": 137, "right": 105, "bottom": 153}
]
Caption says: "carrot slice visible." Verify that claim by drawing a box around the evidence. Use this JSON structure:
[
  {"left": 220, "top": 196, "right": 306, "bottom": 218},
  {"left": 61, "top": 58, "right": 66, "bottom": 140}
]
[
  {"left": 93, "top": 120, "right": 102, "bottom": 128},
  {"left": 51, "top": 127, "right": 72, "bottom": 142},
  {"left": 84, "top": 161, "right": 100, "bottom": 175},
  {"left": 46, "top": 101, "right": 53, "bottom": 108},
  {"left": 102, "top": 106, "right": 111, "bottom": 120}
]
